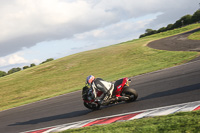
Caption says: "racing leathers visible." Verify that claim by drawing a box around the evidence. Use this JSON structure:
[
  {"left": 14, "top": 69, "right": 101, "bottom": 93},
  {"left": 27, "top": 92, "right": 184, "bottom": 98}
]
[{"left": 90, "top": 78, "right": 114, "bottom": 104}]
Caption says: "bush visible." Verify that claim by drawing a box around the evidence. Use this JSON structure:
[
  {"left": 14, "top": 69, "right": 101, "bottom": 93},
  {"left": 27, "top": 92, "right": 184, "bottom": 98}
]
[
  {"left": 30, "top": 63, "right": 36, "bottom": 67},
  {"left": 23, "top": 66, "right": 29, "bottom": 70},
  {"left": 0, "top": 71, "right": 7, "bottom": 77},
  {"left": 192, "top": 10, "right": 200, "bottom": 23},
  {"left": 40, "top": 58, "right": 54, "bottom": 64},
  {"left": 8, "top": 67, "right": 21, "bottom": 75}
]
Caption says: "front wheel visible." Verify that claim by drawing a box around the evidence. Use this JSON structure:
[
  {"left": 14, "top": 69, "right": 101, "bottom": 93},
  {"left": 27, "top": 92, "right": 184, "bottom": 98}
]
[
  {"left": 122, "top": 87, "right": 138, "bottom": 103},
  {"left": 84, "top": 102, "right": 100, "bottom": 110}
]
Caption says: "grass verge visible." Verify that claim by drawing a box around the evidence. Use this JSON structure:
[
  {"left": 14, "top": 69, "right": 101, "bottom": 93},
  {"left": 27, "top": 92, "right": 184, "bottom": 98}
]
[
  {"left": 188, "top": 29, "right": 200, "bottom": 40},
  {"left": 0, "top": 23, "right": 200, "bottom": 111},
  {"left": 60, "top": 110, "right": 200, "bottom": 133}
]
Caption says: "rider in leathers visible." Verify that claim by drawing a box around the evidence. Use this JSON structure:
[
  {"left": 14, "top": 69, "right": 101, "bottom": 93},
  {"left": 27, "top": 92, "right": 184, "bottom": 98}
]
[{"left": 86, "top": 75, "right": 114, "bottom": 104}]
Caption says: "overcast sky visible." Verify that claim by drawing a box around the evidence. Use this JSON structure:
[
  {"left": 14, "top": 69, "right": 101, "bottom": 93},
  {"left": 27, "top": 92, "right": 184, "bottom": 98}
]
[{"left": 0, "top": 0, "right": 199, "bottom": 71}]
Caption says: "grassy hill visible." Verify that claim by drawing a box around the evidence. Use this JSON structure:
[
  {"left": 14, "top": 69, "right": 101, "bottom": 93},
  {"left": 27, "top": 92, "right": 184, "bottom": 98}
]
[
  {"left": 0, "top": 23, "right": 200, "bottom": 111},
  {"left": 188, "top": 29, "right": 200, "bottom": 40}
]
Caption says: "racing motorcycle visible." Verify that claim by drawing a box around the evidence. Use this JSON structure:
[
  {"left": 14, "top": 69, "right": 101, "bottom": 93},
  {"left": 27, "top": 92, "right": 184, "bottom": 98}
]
[{"left": 82, "top": 77, "right": 138, "bottom": 110}]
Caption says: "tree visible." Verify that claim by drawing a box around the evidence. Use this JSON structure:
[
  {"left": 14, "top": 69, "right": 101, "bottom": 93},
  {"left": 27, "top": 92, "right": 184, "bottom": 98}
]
[
  {"left": 192, "top": 10, "right": 200, "bottom": 23},
  {"left": 157, "top": 27, "right": 166, "bottom": 33},
  {"left": 30, "top": 63, "right": 36, "bottom": 67},
  {"left": 139, "top": 9, "right": 199, "bottom": 38},
  {"left": 0, "top": 71, "right": 7, "bottom": 77},
  {"left": 145, "top": 29, "right": 157, "bottom": 35},
  {"left": 8, "top": 67, "right": 21, "bottom": 75},
  {"left": 139, "top": 29, "right": 157, "bottom": 38},
  {"left": 139, "top": 34, "right": 146, "bottom": 38},
  {"left": 180, "top": 15, "right": 192, "bottom": 25},
  {"left": 172, "top": 19, "right": 182, "bottom": 29},
  {"left": 145, "top": 29, "right": 154, "bottom": 33},
  {"left": 46, "top": 58, "right": 54, "bottom": 62},
  {"left": 173, "top": 14, "right": 192, "bottom": 29},
  {"left": 23, "top": 66, "right": 29, "bottom": 70},
  {"left": 166, "top": 24, "right": 173, "bottom": 30}
]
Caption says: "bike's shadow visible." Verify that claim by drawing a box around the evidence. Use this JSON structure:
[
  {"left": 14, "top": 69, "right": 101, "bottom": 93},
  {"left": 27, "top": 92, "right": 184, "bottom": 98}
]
[{"left": 8, "top": 109, "right": 91, "bottom": 126}]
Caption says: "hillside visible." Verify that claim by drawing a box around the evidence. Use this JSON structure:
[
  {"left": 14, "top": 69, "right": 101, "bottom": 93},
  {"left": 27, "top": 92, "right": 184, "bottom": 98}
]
[{"left": 0, "top": 23, "right": 200, "bottom": 111}]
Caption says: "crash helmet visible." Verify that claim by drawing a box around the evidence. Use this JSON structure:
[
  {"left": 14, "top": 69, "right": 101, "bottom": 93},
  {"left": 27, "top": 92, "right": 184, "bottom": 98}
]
[{"left": 86, "top": 75, "right": 95, "bottom": 85}]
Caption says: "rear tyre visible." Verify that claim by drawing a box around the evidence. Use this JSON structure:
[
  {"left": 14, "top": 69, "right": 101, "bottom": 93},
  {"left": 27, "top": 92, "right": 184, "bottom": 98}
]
[
  {"left": 122, "top": 87, "right": 138, "bottom": 103},
  {"left": 84, "top": 102, "right": 100, "bottom": 110}
]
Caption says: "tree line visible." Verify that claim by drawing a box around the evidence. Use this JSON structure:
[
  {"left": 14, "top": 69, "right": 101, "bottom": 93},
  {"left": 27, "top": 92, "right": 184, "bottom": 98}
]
[
  {"left": 139, "top": 9, "right": 200, "bottom": 38},
  {"left": 0, "top": 58, "right": 54, "bottom": 77}
]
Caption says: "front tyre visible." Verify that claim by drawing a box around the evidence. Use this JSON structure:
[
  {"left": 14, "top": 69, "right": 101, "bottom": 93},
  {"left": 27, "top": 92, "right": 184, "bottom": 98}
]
[
  {"left": 122, "top": 87, "right": 138, "bottom": 103},
  {"left": 84, "top": 102, "right": 100, "bottom": 110}
]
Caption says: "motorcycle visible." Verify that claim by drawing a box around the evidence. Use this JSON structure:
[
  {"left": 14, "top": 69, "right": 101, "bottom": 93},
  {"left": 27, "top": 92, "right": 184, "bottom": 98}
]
[{"left": 82, "top": 77, "right": 138, "bottom": 110}]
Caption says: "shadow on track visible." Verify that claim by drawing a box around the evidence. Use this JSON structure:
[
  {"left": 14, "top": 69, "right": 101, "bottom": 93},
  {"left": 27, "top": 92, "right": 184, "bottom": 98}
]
[
  {"left": 8, "top": 109, "right": 91, "bottom": 126},
  {"left": 138, "top": 83, "right": 200, "bottom": 101},
  {"left": 181, "top": 28, "right": 200, "bottom": 35}
]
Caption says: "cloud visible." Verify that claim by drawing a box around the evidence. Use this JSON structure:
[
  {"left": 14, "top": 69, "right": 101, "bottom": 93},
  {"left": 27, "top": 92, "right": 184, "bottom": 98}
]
[
  {"left": 0, "top": 54, "right": 27, "bottom": 66},
  {"left": 0, "top": 52, "right": 40, "bottom": 67},
  {"left": 0, "top": 0, "right": 199, "bottom": 57},
  {"left": 146, "top": 0, "right": 199, "bottom": 29},
  {"left": 74, "top": 14, "right": 156, "bottom": 45},
  {"left": 0, "top": 0, "right": 119, "bottom": 56}
]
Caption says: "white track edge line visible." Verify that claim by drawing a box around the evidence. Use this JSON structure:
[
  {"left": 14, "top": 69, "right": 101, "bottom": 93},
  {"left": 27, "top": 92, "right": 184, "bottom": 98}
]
[{"left": 21, "top": 100, "right": 200, "bottom": 133}]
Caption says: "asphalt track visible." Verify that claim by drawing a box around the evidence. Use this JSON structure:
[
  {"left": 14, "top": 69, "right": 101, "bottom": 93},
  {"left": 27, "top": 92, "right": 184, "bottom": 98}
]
[
  {"left": 148, "top": 28, "right": 200, "bottom": 52},
  {"left": 0, "top": 30, "right": 200, "bottom": 133}
]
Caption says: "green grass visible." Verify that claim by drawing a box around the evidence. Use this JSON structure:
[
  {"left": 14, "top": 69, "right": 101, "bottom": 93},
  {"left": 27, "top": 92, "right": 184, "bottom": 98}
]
[
  {"left": 0, "top": 23, "right": 200, "bottom": 111},
  {"left": 188, "top": 30, "right": 200, "bottom": 40},
  {"left": 60, "top": 110, "right": 200, "bottom": 133}
]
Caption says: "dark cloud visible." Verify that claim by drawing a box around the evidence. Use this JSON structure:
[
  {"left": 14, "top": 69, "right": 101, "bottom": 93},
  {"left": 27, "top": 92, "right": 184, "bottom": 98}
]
[
  {"left": 147, "top": 0, "right": 199, "bottom": 29},
  {"left": 0, "top": 0, "right": 199, "bottom": 57}
]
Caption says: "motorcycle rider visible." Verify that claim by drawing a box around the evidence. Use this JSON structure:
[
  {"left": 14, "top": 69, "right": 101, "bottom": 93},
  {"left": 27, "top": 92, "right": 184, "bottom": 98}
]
[{"left": 86, "top": 75, "right": 114, "bottom": 105}]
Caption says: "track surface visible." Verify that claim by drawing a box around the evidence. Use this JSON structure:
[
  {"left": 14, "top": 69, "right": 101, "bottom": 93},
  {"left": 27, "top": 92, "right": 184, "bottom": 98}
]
[
  {"left": 1, "top": 30, "right": 200, "bottom": 133},
  {"left": 148, "top": 28, "right": 200, "bottom": 52}
]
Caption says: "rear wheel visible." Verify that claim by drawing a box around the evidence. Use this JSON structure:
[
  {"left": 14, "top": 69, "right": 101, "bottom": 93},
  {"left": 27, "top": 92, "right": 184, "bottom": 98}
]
[
  {"left": 84, "top": 102, "right": 100, "bottom": 110},
  {"left": 122, "top": 87, "right": 138, "bottom": 103}
]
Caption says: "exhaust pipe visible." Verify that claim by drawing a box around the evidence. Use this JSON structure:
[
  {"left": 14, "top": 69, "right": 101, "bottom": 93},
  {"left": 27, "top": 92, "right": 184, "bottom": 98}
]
[{"left": 116, "top": 96, "right": 129, "bottom": 101}]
